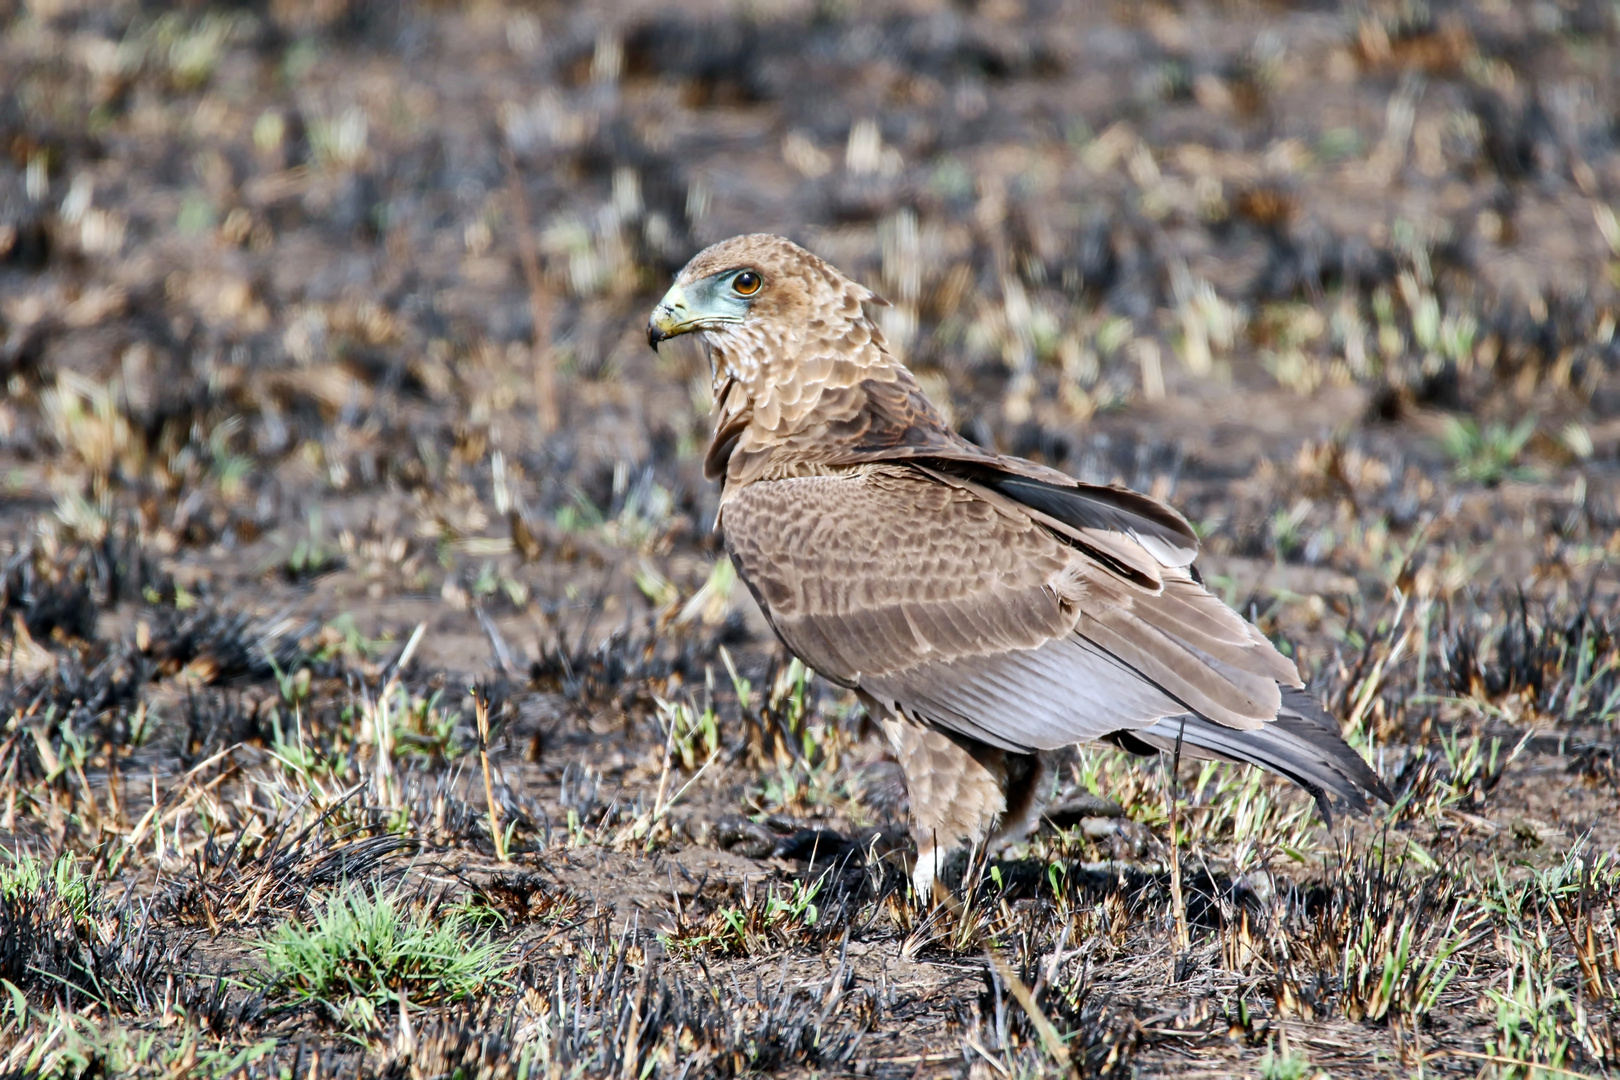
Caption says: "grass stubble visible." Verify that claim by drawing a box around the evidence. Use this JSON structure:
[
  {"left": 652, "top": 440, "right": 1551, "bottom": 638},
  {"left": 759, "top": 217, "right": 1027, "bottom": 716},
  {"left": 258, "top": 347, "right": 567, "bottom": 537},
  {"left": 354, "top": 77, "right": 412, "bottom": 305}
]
[
  {"left": 0, "top": 0, "right": 1617, "bottom": 1076},
  {"left": 0, "top": 512, "right": 1614, "bottom": 1079}
]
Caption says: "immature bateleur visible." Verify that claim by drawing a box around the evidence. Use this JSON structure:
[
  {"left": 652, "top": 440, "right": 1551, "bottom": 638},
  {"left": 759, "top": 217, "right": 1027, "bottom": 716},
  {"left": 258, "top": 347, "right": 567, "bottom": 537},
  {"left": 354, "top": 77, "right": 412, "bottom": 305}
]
[{"left": 647, "top": 233, "right": 1392, "bottom": 898}]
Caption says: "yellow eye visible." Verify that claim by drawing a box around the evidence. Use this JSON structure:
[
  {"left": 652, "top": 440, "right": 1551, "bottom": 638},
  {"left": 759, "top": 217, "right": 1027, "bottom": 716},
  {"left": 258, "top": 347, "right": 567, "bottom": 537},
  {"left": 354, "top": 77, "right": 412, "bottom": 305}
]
[{"left": 733, "top": 270, "right": 761, "bottom": 295}]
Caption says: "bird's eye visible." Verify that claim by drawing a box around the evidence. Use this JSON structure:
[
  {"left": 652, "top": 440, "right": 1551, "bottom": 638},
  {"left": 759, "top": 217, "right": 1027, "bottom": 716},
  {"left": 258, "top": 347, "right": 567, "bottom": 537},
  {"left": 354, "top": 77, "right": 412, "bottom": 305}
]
[{"left": 733, "top": 270, "right": 762, "bottom": 296}]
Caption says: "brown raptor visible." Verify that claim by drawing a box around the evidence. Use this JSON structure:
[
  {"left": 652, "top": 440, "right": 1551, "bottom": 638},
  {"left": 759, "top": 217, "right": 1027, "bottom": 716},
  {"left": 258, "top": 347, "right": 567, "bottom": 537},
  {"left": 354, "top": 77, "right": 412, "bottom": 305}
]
[{"left": 647, "top": 233, "right": 1392, "bottom": 897}]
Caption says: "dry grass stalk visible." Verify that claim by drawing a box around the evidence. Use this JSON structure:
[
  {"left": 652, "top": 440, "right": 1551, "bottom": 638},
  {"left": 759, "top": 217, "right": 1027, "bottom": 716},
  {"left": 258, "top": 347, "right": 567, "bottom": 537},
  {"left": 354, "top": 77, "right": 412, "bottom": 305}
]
[
  {"left": 987, "top": 948, "right": 1077, "bottom": 1078},
  {"left": 371, "top": 622, "right": 427, "bottom": 810},
  {"left": 506, "top": 150, "right": 558, "bottom": 435},
  {"left": 473, "top": 687, "right": 507, "bottom": 863},
  {"left": 1166, "top": 724, "right": 1189, "bottom": 954}
]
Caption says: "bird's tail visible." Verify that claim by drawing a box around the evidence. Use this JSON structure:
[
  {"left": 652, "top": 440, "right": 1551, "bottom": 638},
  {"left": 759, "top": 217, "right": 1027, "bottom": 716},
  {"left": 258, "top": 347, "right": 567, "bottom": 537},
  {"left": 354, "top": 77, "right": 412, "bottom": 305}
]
[{"left": 1104, "top": 687, "right": 1394, "bottom": 825}]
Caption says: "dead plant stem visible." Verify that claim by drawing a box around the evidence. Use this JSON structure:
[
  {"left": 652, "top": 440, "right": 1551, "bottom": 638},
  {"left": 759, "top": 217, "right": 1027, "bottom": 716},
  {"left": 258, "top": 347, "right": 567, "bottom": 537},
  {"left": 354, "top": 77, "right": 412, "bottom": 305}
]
[
  {"left": 474, "top": 689, "right": 507, "bottom": 862},
  {"left": 505, "top": 150, "right": 557, "bottom": 435},
  {"left": 1168, "top": 718, "right": 1189, "bottom": 953}
]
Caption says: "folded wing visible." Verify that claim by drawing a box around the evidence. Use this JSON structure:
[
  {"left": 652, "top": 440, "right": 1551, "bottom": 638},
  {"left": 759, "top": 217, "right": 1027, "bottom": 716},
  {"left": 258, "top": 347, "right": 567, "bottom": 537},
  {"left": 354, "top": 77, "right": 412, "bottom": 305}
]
[
  {"left": 1107, "top": 688, "right": 1396, "bottom": 821},
  {"left": 722, "top": 462, "right": 1389, "bottom": 814}
]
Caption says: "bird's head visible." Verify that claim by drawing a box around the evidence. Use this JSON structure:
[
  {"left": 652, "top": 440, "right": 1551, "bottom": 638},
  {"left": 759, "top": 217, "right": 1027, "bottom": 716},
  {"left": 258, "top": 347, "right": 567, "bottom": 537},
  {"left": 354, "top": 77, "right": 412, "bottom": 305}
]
[{"left": 647, "top": 234, "right": 885, "bottom": 393}]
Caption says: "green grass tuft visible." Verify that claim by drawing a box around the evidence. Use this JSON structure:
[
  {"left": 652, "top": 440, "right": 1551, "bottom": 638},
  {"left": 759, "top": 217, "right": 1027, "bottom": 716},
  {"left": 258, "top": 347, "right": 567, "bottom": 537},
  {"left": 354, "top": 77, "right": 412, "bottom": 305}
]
[
  {"left": 1258, "top": 1044, "right": 1312, "bottom": 1080},
  {"left": 260, "top": 886, "right": 507, "bottom": 1030},
  {"left": 1440, "top": 415, "right": 1537, "bottom": 485},
  {"left": 1, "top": 850, "right": 98, "bottom": 919}
]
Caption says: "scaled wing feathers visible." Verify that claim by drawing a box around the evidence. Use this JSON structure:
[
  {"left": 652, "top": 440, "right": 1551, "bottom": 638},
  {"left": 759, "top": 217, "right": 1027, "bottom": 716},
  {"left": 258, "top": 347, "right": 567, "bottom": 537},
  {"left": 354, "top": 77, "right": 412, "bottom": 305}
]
[{"left": 722, "top": 466, "right": 1307, "bottom": 753}]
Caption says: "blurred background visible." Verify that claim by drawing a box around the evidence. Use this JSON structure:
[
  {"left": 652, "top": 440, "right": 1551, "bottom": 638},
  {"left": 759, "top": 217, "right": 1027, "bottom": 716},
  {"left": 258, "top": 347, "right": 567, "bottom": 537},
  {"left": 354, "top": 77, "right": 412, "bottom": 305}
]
[{"left": 0, "top": 0, "right": 1616, "bottom": 674}]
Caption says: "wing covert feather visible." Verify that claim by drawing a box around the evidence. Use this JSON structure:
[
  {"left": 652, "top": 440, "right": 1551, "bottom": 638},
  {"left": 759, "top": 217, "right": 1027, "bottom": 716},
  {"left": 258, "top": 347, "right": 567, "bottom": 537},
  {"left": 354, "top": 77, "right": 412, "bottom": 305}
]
[
  {"left": 722, "top": 465, "right": 1304, "bottom": 754},
  {"left": 722, "top": 467, "right": 1072, "bottom": 682}
]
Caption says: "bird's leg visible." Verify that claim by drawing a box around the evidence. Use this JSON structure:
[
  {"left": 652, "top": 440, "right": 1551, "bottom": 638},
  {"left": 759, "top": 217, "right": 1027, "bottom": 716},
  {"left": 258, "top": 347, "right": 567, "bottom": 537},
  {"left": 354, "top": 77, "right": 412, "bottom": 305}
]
[
  {"left": 989, "top": 751, "right": 1051, "bottom": 850},
  {"left": 879, "top": 713, "right": 1021, "bottom": 902},
  {"left": 912, "top": 831, "right": 945, "bottom": 904}
]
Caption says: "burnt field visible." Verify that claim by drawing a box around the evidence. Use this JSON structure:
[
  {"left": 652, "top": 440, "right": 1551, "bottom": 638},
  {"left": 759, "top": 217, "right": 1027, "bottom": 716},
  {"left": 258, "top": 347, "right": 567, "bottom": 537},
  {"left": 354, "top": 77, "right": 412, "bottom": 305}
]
[{"left": 1, "top": 0, "right": 1618, "bottom": 1076}]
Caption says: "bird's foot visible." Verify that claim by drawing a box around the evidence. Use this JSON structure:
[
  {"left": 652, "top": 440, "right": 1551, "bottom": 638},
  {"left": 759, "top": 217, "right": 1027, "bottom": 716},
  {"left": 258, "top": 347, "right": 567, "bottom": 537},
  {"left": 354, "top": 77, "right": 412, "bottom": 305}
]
[
  {"left": 911, "top": 845, "right": 974, "bottom": 910},
  {"left": 911, "top": 844, "right": 941, "bottom": 902}
]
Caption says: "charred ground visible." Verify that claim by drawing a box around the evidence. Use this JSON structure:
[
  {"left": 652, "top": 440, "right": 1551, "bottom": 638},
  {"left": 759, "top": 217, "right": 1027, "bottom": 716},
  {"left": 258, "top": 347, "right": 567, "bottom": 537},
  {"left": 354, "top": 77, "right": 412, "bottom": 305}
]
[{"left": 1, "top": 0, "right": 1619, "bottom": 1076}]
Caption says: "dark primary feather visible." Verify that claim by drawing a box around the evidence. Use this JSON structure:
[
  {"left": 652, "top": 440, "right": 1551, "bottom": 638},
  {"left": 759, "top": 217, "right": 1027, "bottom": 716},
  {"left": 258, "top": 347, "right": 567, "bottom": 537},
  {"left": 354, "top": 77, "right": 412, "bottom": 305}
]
[
  {"left": 811, "top": 373, "right": 1200, "bottom": 571},
  {"left": 1107, "top": 687, "right": 1395, "bottom": 822},
  {"left": 977, "top": 473, "right": 1200, "bottom": 568}
]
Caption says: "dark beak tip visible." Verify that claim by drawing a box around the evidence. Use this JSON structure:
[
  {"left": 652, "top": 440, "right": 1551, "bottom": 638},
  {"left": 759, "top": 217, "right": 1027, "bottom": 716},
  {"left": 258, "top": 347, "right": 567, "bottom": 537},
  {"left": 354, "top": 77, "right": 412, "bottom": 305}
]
[{"left": 647, "top": 322, "right": 665, "bottom": 351}]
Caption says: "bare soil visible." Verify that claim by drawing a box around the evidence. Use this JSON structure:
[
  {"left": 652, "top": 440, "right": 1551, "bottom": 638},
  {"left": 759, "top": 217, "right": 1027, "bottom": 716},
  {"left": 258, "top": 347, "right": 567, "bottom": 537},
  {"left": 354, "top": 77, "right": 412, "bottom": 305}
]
[{"left": 1, "top": 0, "right": 1618, "bottom": 1077}]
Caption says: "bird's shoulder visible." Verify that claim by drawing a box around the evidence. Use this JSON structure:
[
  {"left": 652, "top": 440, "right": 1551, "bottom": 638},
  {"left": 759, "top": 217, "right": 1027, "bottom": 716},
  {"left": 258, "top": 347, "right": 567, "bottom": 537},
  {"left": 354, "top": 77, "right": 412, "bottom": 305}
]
[
  {"left": 722, "top": 462, "right": 1048, "bottom": 537},
  {"left": 719, "top": 465, "right": 1069, "bottom": 611}
]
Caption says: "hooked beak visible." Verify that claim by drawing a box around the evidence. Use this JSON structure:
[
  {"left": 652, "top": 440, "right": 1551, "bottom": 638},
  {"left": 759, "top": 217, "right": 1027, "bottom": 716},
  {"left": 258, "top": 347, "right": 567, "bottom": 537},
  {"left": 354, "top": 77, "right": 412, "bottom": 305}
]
[{"left": 646, "top": 285, "right": 694, "bottom": 351}]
